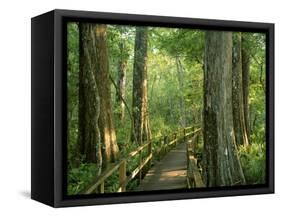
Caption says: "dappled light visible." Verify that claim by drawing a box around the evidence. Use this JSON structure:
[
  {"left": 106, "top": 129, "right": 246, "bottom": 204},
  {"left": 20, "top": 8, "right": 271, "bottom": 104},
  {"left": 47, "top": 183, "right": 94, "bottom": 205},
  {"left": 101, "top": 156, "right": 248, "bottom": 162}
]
[{"left": 66, "top": 22, "right": 266, "bottom": 195}]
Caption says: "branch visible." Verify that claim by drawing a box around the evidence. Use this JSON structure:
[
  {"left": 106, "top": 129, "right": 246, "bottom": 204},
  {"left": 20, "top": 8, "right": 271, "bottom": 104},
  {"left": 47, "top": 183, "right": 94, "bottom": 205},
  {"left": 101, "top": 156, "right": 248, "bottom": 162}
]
[{"left": 109, "top": 75, "right": 138, "bottom": 144}]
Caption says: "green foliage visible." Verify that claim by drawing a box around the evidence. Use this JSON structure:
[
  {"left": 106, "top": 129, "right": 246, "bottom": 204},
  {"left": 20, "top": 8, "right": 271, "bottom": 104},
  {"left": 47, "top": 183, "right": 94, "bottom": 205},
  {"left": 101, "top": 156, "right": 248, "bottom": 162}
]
[
  {"left": 151, "top": 28, "right": 204, "bottom": 64},
  {"left": 243, "top": 32, "right": 266, "bottom": 61},
  {"left": 239, "top": 144, "right": 266, "bottom": 184},
  {"left": 68, "top": 163, "right": 99, "bottom": 195},
  {"left": 67, "top": 22, "right": 79, "bottom": 164},
  {"left": 104, "top": 171, "right": 119, "bottom": 192},
  {"left": 150, "top": 116, "right": 171, "bottom": 137},
  {"left": 247, "top": 32, "right": 266, "bottom": 144},
  {"left": 107, "top": 25, "right": 135, "bottom": 84},
  {"left": 66, "top": 23, "right": 267, "bottom": 194}
]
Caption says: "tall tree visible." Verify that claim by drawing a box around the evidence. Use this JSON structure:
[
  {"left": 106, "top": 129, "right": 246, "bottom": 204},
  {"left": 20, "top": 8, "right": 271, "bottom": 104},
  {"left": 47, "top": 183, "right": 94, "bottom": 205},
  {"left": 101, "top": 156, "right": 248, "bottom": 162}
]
[
  {"left": 132, "top": 27, "right": 151, "bottom": 144},
  {"left": 241, "top": 34, "right": 251, "bottom": 143},
  {"left": 175, "top": 56, "right": 188, "bottom": 127},
  {"left": 232, "top": 33, "right": 249, "bottom": 146},
  {"left": 78, "top": 23, "right": 119, "bottom": 171},
  {"left": 78, "top": 24, "right": 102, "bottom": 173},
  {"left": 203, "top": 31, "right": 245, "bottom": 187},
  {"left": 93, "top": 24, "right": 119, "bottom": 165},
  {"left": 116, "top": 29, "right": 129, "bottom": 122}
]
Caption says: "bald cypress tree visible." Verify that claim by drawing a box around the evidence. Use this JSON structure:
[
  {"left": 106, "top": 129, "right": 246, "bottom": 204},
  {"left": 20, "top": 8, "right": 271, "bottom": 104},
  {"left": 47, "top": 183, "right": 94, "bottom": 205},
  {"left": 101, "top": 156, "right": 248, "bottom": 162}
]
[
  {"left": 241, "top": 34, "right": 251, "bottom": 143},
  {"left": 78, "top": 24, "right": 101, "bottom": 173},
  {"left": 78, "top": 24, "right": 119, "bottom": 171},
  {"left": 203, "top": 31, "right": 245, "bottom": 187},
  {"left": 132, "top": 27, "right": 151, "bottom": 145},
  {"left": 93, "top": 24, "right": 119, "bottom": 165},
  {"left": 232, "top": 33, "right": 249, "bottom": 146}
]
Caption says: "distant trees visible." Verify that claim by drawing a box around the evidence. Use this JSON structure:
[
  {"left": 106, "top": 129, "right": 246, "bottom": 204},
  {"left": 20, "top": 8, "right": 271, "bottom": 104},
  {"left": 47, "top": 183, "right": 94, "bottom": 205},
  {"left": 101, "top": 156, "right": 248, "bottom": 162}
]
[
  {"left": 116, "top": 27, "right": 130, "bottom": 122},
  {"left": 132, "top": 27, "right": 151, "bottom": 144},
  {"left": 203, "top": 31, "right": 246, "bottom": 187},
  {"left": 154, "top": 29, "right": 205, "bottom": 127},
  {"left": 67, "top": 22, "right": 266, "bottom": 194},
  {"left": 175, "top": 57, "right": 188, "bottom": 127}
]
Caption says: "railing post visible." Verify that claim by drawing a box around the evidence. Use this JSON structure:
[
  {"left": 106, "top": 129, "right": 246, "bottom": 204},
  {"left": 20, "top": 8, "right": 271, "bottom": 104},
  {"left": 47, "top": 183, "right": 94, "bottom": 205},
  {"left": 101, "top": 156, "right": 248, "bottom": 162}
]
[
  {"left": 166, "top": 135, "right": 169, "bottom": 153},
  {"left": 99, "top": 181, "right": 105, "bottom": 193},
  {"left": 192, "top": 133, "right": 199, "bottom": 153},
  {"left": 148, "top": 141, "right": 152, "bottom": 168},
  {"left": 195, "top": 132, "right": 199, "bottom": 150},
  {"left": 184, "top": 128, "right": 186, "bottom": 143},
  {"left": 139, "top": 150, "right": 142, "bottom": 183},
  {"left": 163, "top": 136, "right": 167, "bottom": 155},
  {"left": 119, "top": 160, "right": 126, "bottom": 192},
  {"left": 186, "top": 140, "right": 191, "bottom": 188}
]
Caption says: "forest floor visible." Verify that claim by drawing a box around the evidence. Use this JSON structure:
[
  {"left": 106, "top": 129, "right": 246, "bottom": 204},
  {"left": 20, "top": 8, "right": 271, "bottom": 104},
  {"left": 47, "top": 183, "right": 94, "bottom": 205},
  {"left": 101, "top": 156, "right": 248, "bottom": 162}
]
[{"left": 136, "top": 142, "right": 187, "bottom": 191}]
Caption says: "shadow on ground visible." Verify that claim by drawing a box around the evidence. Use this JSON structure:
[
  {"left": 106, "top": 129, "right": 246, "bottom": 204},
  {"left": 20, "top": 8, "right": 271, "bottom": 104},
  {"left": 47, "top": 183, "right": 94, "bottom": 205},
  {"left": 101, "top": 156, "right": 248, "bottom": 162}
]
[{"left": 19, "top": 191, "right": 31, "bottom": 199}]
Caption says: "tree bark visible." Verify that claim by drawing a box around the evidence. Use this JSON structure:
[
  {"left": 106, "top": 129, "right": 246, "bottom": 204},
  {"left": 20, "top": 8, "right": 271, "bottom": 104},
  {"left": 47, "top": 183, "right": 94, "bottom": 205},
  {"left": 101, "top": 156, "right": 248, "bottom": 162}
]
[
  {"left": 132, "top": 27, "right": 152, "bottom": 145},
  {"left": 93, "top": 24, "right": 119, "bottom": 166},
  {"left": 203, "top": 31, "right": 246, "bottom": 187},
  {"left": 175, "top": 56, "right": 187, "bottom": 127},
  {"left": 116, "top": 40, "right": 128, "bottom": 122},
  {"left": 241, "top": 34, "right": 250, "bottom": 143},
  {"left": 232, "top": 33, "right": 249, "bottom": 146},
  {"left": 78, "top": 24, "right": 102, "bottom": 173}
]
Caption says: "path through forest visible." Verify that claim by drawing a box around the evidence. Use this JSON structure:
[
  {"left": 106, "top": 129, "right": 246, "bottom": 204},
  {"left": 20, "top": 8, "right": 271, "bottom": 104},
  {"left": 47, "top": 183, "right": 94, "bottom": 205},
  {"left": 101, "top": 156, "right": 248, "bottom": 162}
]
[
  {"left": 136, "top": 142, "right": 187, "bottom": 191},
  {"left": 66, "top": 23, "right": 266, "bottom": 194}
]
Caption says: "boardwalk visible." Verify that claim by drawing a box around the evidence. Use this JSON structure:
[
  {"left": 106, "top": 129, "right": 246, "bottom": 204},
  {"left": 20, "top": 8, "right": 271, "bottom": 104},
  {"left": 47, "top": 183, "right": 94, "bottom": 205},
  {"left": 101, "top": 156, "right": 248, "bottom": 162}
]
[{"left": 137, "top": 142, "right": 187, "bottom": 191}]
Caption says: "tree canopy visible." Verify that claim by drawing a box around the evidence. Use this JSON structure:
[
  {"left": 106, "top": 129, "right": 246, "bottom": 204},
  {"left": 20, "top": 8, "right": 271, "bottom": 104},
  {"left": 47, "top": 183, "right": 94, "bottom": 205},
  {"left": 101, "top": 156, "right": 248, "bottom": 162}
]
[{"left": 66, "top": 22, "right": 266, "bottom": 195}]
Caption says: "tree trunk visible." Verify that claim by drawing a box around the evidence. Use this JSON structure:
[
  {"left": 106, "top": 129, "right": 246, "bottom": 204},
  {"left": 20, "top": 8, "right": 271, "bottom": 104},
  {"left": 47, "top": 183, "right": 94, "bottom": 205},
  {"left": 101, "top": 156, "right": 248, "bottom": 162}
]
[
  {"left": 93, "top": 24, "right": 119, "bottom": 166},
  {"left": 203, "top": 31, "right": 246, "bottom": 187},
  {"left": 78, "top": 24, "right": 102, "bottom": 173},
  {"left": 241, "top": 35, "right": 250, "bottom": 143},
  {"left": 175, "top": 56, "right": 187, "bottom": 127},
  {"left": 132, "top": 27, "right": 151, "bottom": 145},
  {"left": 116, "top": 40, "right": 127, "bottom": 122},
  {"left": 232, "top": 33, "right": 249, "bottom": 146}
]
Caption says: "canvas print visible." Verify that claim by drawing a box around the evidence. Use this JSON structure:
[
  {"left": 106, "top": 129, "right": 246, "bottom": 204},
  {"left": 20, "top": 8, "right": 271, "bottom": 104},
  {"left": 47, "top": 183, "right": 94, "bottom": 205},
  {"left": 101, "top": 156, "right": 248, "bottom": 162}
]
[{"left": 66, "top": 22, "right": 266, "bottom": 195}]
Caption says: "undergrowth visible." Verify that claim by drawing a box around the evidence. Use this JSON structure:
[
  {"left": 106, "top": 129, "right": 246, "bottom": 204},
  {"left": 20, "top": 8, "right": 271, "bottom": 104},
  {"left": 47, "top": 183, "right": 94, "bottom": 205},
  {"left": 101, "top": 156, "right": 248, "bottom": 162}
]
[{"left": 238, "top": 144, "right": 266, "bottom": 185}]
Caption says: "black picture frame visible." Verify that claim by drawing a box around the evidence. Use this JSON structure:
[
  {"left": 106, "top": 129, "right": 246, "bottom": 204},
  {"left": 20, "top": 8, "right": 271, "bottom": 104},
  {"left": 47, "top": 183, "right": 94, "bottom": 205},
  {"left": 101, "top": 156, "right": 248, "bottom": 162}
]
[{"left": 31, "top": 9, "right": 274, "bottom": 207}]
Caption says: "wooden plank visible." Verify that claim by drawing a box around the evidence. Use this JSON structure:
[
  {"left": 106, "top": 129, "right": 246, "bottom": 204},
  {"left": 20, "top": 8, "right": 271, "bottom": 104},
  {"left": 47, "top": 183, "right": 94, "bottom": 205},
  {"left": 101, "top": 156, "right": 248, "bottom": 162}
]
[
  {"left": 189, "top": 156, "right": 205, "bottom": 188},
  {"left": 127, "top": 143, "right": 149, "bottom": 158},
  {"left": 151, "top": 127, "right": 188, "bottom": 141},
  {"left": 147, "top": 141, "right": 152, "bottom": 168},
  {"left": 81, "top": 127, "right": 201, "bottom": 195},
  {"left": 82, "top": 160, "right": 125, "bottom": 194},
  {"left": 193, "top": 169, "right": 205, "bottom": 188},
  {"left": 137, "top": 143, "right": 187, "bottom": 191},
  {"left": 186, "top": 143, "right": 190, "bottom": 169},
  {"left": 139, "top": 150, "right": 142, "bottom": 183},
  {"left": 118, "top": 161, "right": 126, "bottom": 192},
  {"left": 184, "top": 128, "right": 201, "bottom": 138},
  {"left": 168, "top": 138, "right": 177, "bottom": 146},
  {"left": 99, "top": 181, "right": 105, "bottom": 193},
  {"left": 188, "top": 156, "right": 196, "bottom": 187},
  {"left": 125, "top": 154, "right": 152, "bottom": 185}
]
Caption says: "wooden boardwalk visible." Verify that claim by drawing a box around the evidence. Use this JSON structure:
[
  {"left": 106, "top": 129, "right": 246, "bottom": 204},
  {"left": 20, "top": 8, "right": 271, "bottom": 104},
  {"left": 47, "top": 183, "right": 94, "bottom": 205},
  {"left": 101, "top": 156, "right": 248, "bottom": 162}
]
[
  {"left": 136, "top": 142, "right": 187, "bottom": 191},
  {"left": 80, "top": 128, "right": 204, "bottom": 195}
]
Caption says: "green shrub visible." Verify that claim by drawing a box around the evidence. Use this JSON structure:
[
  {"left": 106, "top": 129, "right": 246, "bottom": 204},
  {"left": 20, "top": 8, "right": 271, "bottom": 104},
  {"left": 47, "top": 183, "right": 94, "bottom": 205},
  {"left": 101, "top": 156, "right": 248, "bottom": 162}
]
[
  {"left": 104, "top": 171, "right": 119, "bottom": 192},
  {"left": 67, "top": 163, "right": 99, "bottom": 195},
  {"left": 238, "top": 144, "right": 266, "bottom": 185}
]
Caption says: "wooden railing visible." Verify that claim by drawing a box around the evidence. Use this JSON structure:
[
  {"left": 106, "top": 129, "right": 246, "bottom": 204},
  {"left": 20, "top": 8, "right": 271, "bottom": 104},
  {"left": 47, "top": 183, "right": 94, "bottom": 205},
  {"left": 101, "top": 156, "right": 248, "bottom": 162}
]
[
  {"left": 80, "top": 126, "right": 200, "bottom": 194},
  {"left": 185, "top": 128, "right": 205, "bottom": 188}
]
